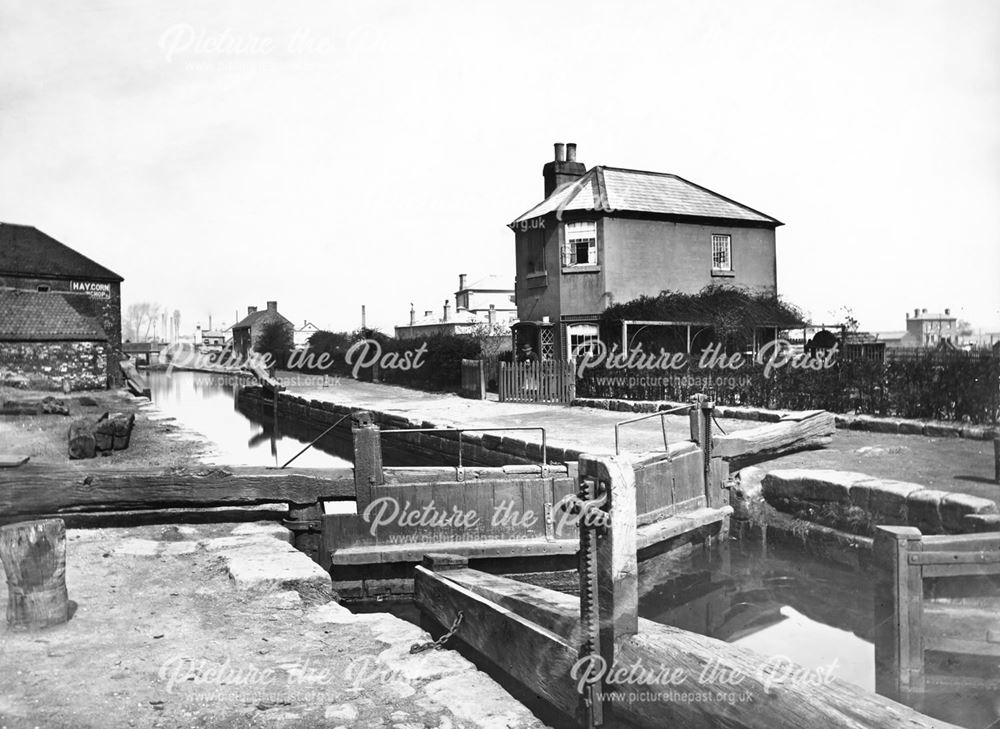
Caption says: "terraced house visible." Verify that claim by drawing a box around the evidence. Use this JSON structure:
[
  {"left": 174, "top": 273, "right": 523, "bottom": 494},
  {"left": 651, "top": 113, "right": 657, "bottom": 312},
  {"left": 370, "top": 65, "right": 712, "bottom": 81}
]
[{"left": 509, "top": 143, "right": 782, "bottom": 360}]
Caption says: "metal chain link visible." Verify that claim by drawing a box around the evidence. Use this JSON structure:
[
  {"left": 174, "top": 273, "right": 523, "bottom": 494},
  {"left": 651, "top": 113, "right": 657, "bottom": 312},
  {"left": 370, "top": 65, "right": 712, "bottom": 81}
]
[{"left": 409, "top": 610, "right": 464, "bottom": 654}]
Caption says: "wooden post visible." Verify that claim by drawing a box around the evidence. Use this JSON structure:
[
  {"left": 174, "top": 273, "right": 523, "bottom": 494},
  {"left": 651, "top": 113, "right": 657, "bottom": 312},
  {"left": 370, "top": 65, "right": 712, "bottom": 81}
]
[
  {"left": 577, "top": 454, "right": 638, "bottom": 725},
  {"left": 352, "top": 410, "right": 383, "bottom": 509},
  {"left": 286, "top": 502, "right": 322, "bottom": 563},
  {"left": 68, "top": 418, "right": 97, "bottom": 460},
  {"left": 873, "top": 526, "right": 924, "bottom": 702},
  {"left": 994, "top": 433, "right": 999, "bottom": 485},
  {"left": 689, "top": 393, "right": 707, "bottom": 446},
  {"left": 0, "top": 519, "right": 70, "bottom": 629}
]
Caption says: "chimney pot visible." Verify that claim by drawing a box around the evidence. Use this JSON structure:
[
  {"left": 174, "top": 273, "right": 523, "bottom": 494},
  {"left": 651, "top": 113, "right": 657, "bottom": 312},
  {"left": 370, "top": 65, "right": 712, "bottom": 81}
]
[
  {"left": 267, "top": 301, "right": 277, "bottom": 313},
  {"left": 944, "top": 308, "right": 951, "bottom": 316},
  {"left": 554, "top": 143, "right": 565, "bottom": 162},
  {"left": 459, "top": 273, "right": 467, "bottom": 290},
  {"left": 566, "top": 143, "right": 577, "bottom": 162}
]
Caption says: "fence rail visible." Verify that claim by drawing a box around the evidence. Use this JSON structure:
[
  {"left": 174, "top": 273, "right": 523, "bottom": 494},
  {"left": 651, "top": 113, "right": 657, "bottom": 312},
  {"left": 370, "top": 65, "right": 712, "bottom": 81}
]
[{"left": 498, "top": 360, "right": 576, "bottom": 403}]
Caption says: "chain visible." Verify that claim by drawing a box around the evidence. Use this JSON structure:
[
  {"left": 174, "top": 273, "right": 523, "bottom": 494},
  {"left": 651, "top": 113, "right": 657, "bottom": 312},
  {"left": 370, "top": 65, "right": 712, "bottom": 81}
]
[{"left": 409, "top": 610, "right": 464, "bottom": 654}]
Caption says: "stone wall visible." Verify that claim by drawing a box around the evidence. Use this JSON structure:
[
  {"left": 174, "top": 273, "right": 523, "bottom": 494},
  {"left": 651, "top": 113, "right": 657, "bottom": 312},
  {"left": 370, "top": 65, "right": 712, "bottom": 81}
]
[
  {"left": 760, "top": 468, "right": 999, "bottom": 535},
  {"left": 0, "top": 341, "right": 108, "bottom": 390}
]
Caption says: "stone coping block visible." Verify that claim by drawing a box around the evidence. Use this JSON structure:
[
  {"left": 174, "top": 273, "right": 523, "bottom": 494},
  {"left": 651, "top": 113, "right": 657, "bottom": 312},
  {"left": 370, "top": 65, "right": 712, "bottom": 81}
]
[
  {"left": 759, "top": 467, "right": 998, "bottom": 534},
  {"left": 939, "top": 492, "right": 999, "bottom": 532},
  {"left": 763, "top": 469, "right": 872, "bottom": 503},
  {"left": 572, "top": 398, "right": 998, "bottom": 440}
]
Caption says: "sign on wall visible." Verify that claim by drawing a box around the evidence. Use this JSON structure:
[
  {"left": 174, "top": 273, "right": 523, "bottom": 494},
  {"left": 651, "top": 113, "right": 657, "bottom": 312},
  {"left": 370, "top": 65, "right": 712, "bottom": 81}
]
[{"left": 70, "top": 281, "right": 111, "bottom": 299}]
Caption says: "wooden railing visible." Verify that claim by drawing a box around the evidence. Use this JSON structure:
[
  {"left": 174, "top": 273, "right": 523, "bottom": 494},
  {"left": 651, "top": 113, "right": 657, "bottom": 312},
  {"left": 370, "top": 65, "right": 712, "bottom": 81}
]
[
  {"left": 498, "top": 360, "right": 576, "bottom": 403},
  {"left": 874, "top": 526, "right": 1000, "bottom": 702}
]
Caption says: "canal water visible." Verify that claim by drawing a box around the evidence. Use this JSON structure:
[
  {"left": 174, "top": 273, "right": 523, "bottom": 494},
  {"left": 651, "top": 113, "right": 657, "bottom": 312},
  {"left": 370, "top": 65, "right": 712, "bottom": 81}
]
[{"left": 147, "top": 370, "right": 352, "bottom": 468}]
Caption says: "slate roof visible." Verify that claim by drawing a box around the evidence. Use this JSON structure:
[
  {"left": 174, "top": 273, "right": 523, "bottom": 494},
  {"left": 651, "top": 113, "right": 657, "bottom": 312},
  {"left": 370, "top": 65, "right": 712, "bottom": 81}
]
[
  {"left": 0, "top": 289, "right": 108, "bottom": 341},
  {"left": 0, "top": 223, "right": 123, "bottom": 282},
  {"left": 511, "top": 167, "right": 781, "bottom": 226},
  {"left": 232, "top": 308, "right": 292, "bottom": 331}
]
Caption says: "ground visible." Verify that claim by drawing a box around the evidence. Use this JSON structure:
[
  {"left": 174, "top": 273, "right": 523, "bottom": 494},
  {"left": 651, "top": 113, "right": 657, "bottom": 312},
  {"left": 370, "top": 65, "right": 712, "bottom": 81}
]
[
  {"left": 0, "top": 387, "right": 210, "bottom": 468},
  {"left": 0, "top": 524, "right": 545, "bottom": 729}
]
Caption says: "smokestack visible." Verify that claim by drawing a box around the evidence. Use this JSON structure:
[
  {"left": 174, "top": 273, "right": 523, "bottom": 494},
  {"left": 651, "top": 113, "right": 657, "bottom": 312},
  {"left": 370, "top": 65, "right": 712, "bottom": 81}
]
[
  {"left": 409, "top": 303, "right": 415, "bottom": 326},
  {"left": 443, "top": 300, "right": 451, "bottom": 322},
  {"left": 248, "top": 306, "right": 257, "bottom": 316},
  {"left": 266, "top": 301, "right": 277, "bottom": 313},
  {"left": 554, "top": 143, "right": 566, "bottom": 162},
  {"left": 566, "top": 142, "right": 577, "bottom": 162},
  {"left": 458, "top": 273, "right": 467, "bottom": 290}
]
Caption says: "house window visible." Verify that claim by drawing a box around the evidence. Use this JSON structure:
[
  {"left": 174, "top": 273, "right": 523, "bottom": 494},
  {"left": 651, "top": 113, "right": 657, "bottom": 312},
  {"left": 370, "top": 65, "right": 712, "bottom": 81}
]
[
  {"left": 564, "top": 222, "right": 597, "bottom": 267},
  {"left": 711, "top": 234, "right": 732, "bottom": 271},
  {"left": 527, "top": 232, "right": 546, "bottom": 274},
  {"left": 567, "top": 324, "right": 600, "bottom": 360}
]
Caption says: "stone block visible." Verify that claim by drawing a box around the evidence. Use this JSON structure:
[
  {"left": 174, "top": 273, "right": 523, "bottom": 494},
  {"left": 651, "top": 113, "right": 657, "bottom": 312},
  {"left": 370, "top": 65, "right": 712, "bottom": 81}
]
[
  {"left": 480, "top": 434, "right": 503, "bottom": 451},
  {"left": 856, "top": 479, "right": 925, "bottom": 525},
  {"left": 500, "top": 437, "right": 530, "bottom": 459},
  {"left": 898, "top": 421, "right": 925, "bottom": 435},
  {"left": 940, "top": 492, "right": 999, "bottom": 532},
  {"left": 762, "top": 469, "right": 869, "bottom": 504},
  {"left": 925, "top": 423, "right": 961, "bottom": 438},
  {"left": 230, "top": 521, "right": 293, "bottom": 543},
  {"left": 866, "top": 418, "right": 901, "bottom": 434},
  {"left": 962, "top": 513, "right": 1000, "bottom": 533},
  {"left": 905, "top": 489, "right": 947, "bottom": 534}
]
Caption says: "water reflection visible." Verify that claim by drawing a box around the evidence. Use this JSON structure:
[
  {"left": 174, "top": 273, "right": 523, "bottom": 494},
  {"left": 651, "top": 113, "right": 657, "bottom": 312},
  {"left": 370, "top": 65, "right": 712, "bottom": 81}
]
[
  {"left": 639, "top": 539, "right": 999, "bottom": 729},
  {"left": 147, "top": 370, "right": 352, "bottom": 468}
]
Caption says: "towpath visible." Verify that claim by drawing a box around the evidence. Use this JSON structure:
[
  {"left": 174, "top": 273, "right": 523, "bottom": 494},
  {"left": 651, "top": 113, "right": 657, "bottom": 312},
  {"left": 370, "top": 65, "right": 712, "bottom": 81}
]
[{"left": 281, "top": 375, "right": 998, "bottom": 502}]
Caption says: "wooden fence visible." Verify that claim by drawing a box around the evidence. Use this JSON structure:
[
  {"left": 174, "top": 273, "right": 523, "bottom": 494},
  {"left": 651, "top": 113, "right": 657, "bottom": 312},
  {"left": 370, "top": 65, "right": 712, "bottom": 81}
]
[
  {"left": 459, "top": 358, "right": 486, "bottom": 399},
  {"left": 874, "top": 526, "right": 1000, "bottom": 703},
  {"left": 498, "top": 360, "right": 576, "bottom": 403}
]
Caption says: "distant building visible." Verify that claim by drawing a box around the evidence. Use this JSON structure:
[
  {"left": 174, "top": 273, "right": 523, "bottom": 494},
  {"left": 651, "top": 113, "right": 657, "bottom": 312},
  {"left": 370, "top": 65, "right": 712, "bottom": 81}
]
[
  {"left": 0, "top": 222, "right": 124, "bottom": 386},
  {"left": 509, "top": 143, "right": 782, "bottom": 360},
  {"left": 122, "top": 340, "right": 164, "bottom": 367},
  {"left": 199, "top": 329, "right": 226, "bottom": 350},
  {"left": 395, "top": 273, "right": 515, "bottom": 341},
  {"left": 294, "top": 321, "right": 322, "bottom": 349},
  {"left": 0, "top": 289, "right": 109, "bottom": 389},
  {"left": 231, "top": 301, "right": 293, "bottom": 356}
]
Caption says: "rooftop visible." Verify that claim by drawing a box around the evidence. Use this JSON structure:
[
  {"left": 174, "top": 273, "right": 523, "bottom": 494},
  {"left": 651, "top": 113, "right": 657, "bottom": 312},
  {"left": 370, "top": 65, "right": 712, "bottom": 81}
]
[
  {"left": 0, "top": 289, "right": 108, "bottom": 341},
  {"left": 511, "top": 167, "right": 781, "bottom": 227},
  {"left": 0, "top": 222, "right": 123, "bottom": 282}
]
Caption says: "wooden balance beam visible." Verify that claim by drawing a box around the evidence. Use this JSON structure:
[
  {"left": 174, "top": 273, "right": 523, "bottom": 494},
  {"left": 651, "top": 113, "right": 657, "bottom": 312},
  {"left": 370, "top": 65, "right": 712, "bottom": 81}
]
[{"left": 415, "top": 453, "right": 960, "bottom": 729}]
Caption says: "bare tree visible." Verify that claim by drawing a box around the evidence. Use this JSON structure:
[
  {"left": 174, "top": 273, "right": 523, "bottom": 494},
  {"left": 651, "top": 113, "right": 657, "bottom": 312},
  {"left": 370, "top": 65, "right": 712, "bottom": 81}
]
[
  {"left": 124, "top": 302, "right": 163, "bottom": 342},
  {"left": 469, "top": 321, "right": 511, "bottom": 359}
]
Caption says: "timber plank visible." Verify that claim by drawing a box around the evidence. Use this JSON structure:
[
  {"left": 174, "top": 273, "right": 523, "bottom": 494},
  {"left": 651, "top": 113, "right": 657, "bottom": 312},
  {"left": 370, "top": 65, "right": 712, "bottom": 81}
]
[
  {"left": 0, "top": 465, "right": 355, "bottom": 516},
  {"left": 413, "top": 566, "right": 580, "bottom": 717},
  {"left": 0, "top": 455, "right": 29, "bottom": 469},
  {"left": 332, "top": 537, "right": 577, "bottom": 565},
  {"left": 714, "top": 411, "right": 835, "bottom": 468}
]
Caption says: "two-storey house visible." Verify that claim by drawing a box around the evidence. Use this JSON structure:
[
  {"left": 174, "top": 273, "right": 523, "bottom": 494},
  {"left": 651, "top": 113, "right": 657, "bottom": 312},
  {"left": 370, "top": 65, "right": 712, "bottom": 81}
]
[{"left": 509, "top": 144, "right": 782, "bottom": 359}]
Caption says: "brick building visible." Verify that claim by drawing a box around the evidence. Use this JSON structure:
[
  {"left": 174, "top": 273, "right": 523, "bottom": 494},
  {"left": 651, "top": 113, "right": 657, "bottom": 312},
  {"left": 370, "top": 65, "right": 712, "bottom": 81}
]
[
  {"left": 509, "top": 144, "right": 782, "bottom": 359},
  {"left": 0, "top": 222, "right": 124, "bottom": 386},
  {"left": 231, "top": 301, "right": 293, "bottom": 356}
]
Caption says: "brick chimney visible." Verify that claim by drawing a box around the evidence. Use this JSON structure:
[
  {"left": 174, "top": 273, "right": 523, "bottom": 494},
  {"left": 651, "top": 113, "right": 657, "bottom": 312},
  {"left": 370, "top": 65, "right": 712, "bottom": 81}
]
[
  {"left": 458, "top": 273, "right": 467, "bottom": 290},
  {"left": 248, "top": 306, "right": 257, "bottom": 316},
  {"left": 488, "top": 304, "right": 496, "bottom": 325},
  {"left": 266, "top": 301, "right": 277, "bottom": 313},
  {"left": 443, "top": 300, "right": 451, "bottom": 322},
  {"left": 409, "top": 303, "right": 416, "bottom": 326},
  {"left": 542, "top": 141, "right": 586, "bottom": 197}
]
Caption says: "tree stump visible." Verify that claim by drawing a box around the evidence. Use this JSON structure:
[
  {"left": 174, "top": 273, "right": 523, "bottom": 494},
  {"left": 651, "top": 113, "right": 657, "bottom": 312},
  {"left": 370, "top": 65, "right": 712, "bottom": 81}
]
[
  {"left": 0, "top": 519, "right": 70, "bottom": 629},
  {"left": 68, "top": 417, "right": 97, "bottom": 459}
]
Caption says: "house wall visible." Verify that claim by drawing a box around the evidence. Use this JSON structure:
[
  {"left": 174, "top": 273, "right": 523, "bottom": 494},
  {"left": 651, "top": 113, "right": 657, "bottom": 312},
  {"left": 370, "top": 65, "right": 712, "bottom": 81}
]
[
  {"left": 601, "top": 218, "right": 777, "bottom": 303},
  {"left": 0, "top": 341, "right": 108, "bottom": 390},
  {"left": 513, "top": 215, "right": 777, "bottom": 357},
  {"left": 0, "top": 273, "right": 123, "bottom": 385}
]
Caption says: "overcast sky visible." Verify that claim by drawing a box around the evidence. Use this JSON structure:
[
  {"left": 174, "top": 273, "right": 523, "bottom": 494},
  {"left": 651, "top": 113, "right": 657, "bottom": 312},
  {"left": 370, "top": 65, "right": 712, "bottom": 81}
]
[{"left": 2, "top": 0, "right": 998, "bottom": 335}]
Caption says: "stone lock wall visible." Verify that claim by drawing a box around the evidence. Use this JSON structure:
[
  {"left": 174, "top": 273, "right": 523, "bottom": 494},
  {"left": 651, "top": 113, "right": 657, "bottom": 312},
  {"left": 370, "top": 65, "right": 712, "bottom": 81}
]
[
  {"left": 0, "top": 341, "right": 109, "bottom": 391},
  {"left": 760, "top": 469, "right": 999, "bottom": 535}
]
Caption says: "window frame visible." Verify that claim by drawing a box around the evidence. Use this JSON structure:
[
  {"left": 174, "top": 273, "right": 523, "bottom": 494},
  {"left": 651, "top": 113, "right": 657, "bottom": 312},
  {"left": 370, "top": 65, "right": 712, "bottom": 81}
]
[
  {"left": 711, "top": 233, "right": 732, "bottom": 273},
  {"left": 563, "top": 221, "right": 598, "bottom": 268}
]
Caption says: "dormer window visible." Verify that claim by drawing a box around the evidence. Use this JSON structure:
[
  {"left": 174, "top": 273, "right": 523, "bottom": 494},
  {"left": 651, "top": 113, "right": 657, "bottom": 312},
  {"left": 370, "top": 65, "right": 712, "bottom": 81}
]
[{"left": 564, "top": 222, "right": 597, "bottom": 266}]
